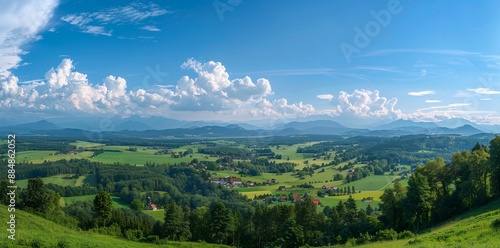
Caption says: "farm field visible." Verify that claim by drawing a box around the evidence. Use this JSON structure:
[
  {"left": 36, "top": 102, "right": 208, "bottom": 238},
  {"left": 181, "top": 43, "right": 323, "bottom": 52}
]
[
  {"left": 143, "top": 209, "right": 165, "bottom": 221},
  {"left": 70, "top": 140, "right": 105, "bottom": 148},
  {"left": 240, "top": 190, "right": 274, "bottom": 199},
  {"left": 16, "top": 174, "right": 78, "bottom": 188},
  {"left": 61, "top": 195, "right": 130, "bottom": 209},
  {"left": 16, "top": 150, "right": 95, "bottom": 163},
  {"left": 15, "top": 143, "right": 221, "bottom": 166}
]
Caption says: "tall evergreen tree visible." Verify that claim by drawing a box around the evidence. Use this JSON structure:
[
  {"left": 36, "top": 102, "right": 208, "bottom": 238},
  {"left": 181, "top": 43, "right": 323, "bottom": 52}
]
[
  {"left": 164, "top": 202, "right": 191, "bottom": 241},
  {"left": 490, "top": 136, "right": 500, "bottom": 196},
  {"left": 210, "top": 202, "right": 230, "bottom": 244},
  {"left": 93, "top": 191, "right": 113, "bottom": 227},
  {"left": 22, "top": 178, "right": 49, "bottom": 213},
  {"left": 404, "top": 173, "right": 432, "bottom": 234}
]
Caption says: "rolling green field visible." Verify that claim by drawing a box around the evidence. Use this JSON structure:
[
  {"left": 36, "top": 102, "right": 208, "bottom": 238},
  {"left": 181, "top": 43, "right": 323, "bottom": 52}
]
[
  {"left": 143, "top": 209, "right": 165, "bottom": 221},
  {"left": 70, "top": 140, "right": 105, "bottom": 148},
  {"left": 240, "top": 190, "right": 274, "bottom": 199},
  {"left": 0, "top": 206, "right": 228, "bottom": 248},
  {"left": 16, "top": 150, "right": 95, "bottom": 164},
  {"left": 15, "top": 144, "right": 220, "bottom": 166},
  {"left": 16, "top": 175, "right": 78, "bottom": 188},
  {"left": 350, "top": 199, "right": 500, "bottom": 248},
  {"left": 61, "top": 195, "right": 130, "bottom": 209}
]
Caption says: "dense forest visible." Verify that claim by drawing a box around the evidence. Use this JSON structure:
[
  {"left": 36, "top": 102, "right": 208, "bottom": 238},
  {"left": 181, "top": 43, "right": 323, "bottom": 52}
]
[{"left": 0, "top": 135, "right": 499, "bottom": 247}]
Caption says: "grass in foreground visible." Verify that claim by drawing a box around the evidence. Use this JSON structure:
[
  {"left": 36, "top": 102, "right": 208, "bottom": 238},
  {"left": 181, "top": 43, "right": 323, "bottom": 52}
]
[
  {"left": 351, "top": 199, "right": 500, "bottom": 248},
  {"left": 0, "top": 206, "right": 227, "bottom": 248}
]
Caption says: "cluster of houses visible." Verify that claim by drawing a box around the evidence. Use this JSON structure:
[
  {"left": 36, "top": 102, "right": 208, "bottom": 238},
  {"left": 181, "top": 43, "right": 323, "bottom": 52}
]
[{"left": 207, "top": 176, "right": 280, "bottom": 188}]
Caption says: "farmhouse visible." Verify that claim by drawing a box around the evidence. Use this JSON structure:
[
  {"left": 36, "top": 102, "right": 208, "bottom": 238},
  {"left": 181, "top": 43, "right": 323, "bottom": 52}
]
[
  {"left": 209, "top": 178, "right": 227, "bottom": 184},
  {"left": 310, "top": 199, "right": 321, "bottom": 206},
  {"left": 291, "top": 193, "right": 302, "bottom": 203},
  {"left": 278, "top": 186, "right": 286, "bottom": 191},
  {"left": 229, "top": 177, "right": 242, "bottom": 186},
  {"left": 322, "top": 185, "right": 330, "bottom": 189},
  {"left": 147, "top": 204, "right": 157, "bottom": 211}
]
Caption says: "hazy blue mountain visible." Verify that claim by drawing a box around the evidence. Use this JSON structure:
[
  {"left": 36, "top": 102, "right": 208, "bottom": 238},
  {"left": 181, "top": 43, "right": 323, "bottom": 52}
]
[
  {"left": 436, "top": 118, "right": 488, "bottom": 131},
  {"left": 0, "top": 120, "right": 60, "bottom": 132},
  {"left": 275, "top": 120, "right": 349, "bottom": 131},
  {"left": 115, "top": 120, "right": 153, "bottom": 131},
  {"left": 375, "top": 119, "right": 439, "bottom": 130},
  {"left": 429, "top": 125, "right": 484, "bottom": 136}
]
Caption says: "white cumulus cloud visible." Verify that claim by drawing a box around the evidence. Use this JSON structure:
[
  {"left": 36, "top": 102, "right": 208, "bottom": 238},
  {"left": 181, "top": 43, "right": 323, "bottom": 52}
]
[{"left": 408, "top": 90, "right": 435, "bottom": 96}]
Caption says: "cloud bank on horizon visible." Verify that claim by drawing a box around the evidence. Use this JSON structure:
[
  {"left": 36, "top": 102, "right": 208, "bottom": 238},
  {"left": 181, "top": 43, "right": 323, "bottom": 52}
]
[{"left": 1, "top": 0, "right": 500, "bottom": 125}]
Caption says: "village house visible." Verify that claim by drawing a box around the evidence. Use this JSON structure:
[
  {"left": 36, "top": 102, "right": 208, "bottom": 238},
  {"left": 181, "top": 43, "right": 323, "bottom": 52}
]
[
  {"left": 291, "top": 193, "right": 302, "bottom": 203},
  {"left": 147, "top": 204, "right": 157, "bottom": 211},
  {"left": 310, "top": 199, "right": 321, "bottom": 206},
  {"left": 322, "top": 184, "right": 330, "bottom": 189},
  {"left": 209, "top": 177, "right": 227, "bottom": 184},
  {"left": 278, "top": 185, "right": 286, "bottom": 191},
  {"left": 229, "top": 177, "right": 242, "bottom": 186}
]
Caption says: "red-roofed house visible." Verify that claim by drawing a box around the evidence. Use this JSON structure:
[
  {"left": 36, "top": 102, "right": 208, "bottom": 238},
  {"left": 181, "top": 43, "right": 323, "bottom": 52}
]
[
  {"left": 147, "top": 204, "right": 157, "bottom": 211},
  {"left": 229, "top": 177, "right": 242, "bottom": 186},
  {"left": 310, "top": 199, "right": 321, "bottom": 206},
  {"left": 322, "top": 185, "right": 330, "bottom": 189},
  {"left": 292, "top": 193, "right": 302, "bottom": 203}
]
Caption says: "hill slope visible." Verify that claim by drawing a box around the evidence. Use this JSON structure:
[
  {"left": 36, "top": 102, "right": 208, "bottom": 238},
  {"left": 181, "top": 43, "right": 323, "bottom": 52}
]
[
  {"left": 353, "top": 199, "right": 500, "bottom": 247},
  {"left": 0, "top": 206, "right": 226, "bottom": 248}
]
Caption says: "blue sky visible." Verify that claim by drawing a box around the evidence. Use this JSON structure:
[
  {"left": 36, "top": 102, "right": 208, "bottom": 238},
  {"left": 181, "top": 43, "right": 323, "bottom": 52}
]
[{"left": 1, "top": 0, "right": 500, "bottom": 125}]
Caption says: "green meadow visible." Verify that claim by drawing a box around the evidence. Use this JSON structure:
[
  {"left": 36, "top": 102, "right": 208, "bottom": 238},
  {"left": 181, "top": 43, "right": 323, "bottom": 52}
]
[
  {"left": 61, "top": 195, "right": 130, "bottom": 209},
  {"left": 350, "top": 199, "right": 500, "bottom": 248},
  {"left": 16, "top": 175, "right": 78, "bottom": 188},
  {"left": 0, "top": 206, "right": 228, "bottom": 248}
]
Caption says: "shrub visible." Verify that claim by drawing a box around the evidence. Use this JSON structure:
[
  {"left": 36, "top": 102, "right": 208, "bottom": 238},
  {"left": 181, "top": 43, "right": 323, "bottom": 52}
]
[
  {"left": 398, "top": 230, "right": 415, "bottom": 239},
  {"left": 57, "top": 239, "right": 70, "bottom": 248},
  {"left": 491, "top": 218, "right": 500, "bottom": 231},
  {"left": 375, "top": 229, "right": 398, "bottom": 241}
]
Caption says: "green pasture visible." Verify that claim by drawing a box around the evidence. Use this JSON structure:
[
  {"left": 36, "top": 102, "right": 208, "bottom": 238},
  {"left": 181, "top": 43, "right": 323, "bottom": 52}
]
[
  {"left": 61, "top": 195, "right": 130, "bottom": 209},
  {"left": 0, "top": 207, "right": 228, "bottom": 247},
  {"left": 70, "top": 140, "right": 105, "bottom": 148},
  {"left": 143, "top": 209, "right": 165, "bottom": 221},
  {"left": 16, "top": 150, "right": 95, "bottom": 163},
  {"left": 16, "top": 174, "right": 78, "bottom": 188},
  {"left": 240, "top": 190, "right": 274, "bottom": 199},
  {"left": 353, "top": 199, "right": 500, "bottom": 248},
  {"left": 338, "top": 175, "right": 398, "bottom": 191}
]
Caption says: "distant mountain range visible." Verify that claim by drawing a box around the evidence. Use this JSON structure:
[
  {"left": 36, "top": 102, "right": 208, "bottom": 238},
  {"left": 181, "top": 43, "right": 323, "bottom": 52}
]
[{"left": 0, "top": 117, "right": 497, "bottom": 138}]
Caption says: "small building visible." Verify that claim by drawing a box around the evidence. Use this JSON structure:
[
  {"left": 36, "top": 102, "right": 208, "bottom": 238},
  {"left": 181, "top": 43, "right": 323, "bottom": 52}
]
[
  {"left": 278, "top": 185, "right": 286, "bottom": 191},
  {"left": 210, "top": 178, "right": 227, "bottom": 184},
  {"left": 311, "top": 199, "right": 321, "bottom": 206},
  {"left": 292, "top": 193, "right": 302, "bottom": 203},
  {"left": 229, "top": 177, "right": 242, "bottom": 186},
  {"left": 147, "top": 204, "right": 157, "bottom": 210},
  {"left": 280, "top": 195, "right": 287, "bottom": 202},
  {"left": 322, "top": 185, "right": 330, "bottom": 189}
]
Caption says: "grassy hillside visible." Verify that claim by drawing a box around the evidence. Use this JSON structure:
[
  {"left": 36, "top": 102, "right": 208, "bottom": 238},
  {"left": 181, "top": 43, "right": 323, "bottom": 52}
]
[
  {"left": 0, "top": 206, "right": 228, "bottom": 248},
  {"left": 352, "top": 199, "right": 500, "bottom": 248}
]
